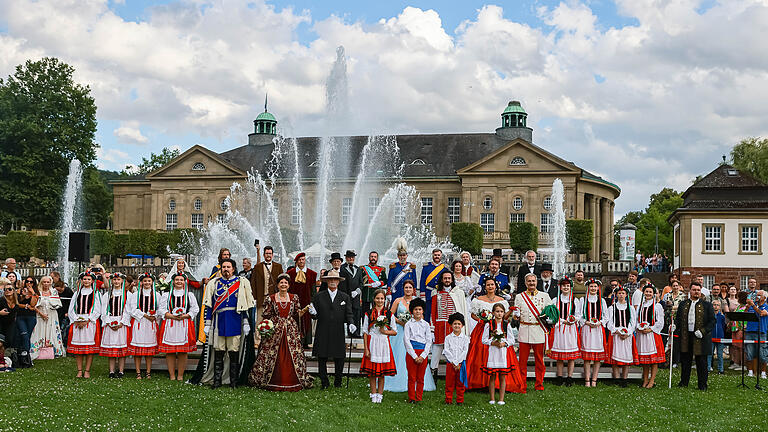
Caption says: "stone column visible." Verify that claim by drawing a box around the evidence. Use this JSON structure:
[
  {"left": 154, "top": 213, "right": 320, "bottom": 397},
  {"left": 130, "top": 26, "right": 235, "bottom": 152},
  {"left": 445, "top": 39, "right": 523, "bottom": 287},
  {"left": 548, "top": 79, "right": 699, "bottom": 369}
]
[
  {"left": 600, "top": 198, "right": 611, "bottom": 258},
  {"left": 591, "top": 195, "right": 600, "bottom": 261}
]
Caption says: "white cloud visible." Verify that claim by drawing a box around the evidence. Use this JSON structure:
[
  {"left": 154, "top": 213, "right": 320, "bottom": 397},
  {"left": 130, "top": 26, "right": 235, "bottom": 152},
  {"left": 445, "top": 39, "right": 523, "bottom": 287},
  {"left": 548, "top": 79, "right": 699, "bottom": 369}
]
[
  {"left": 2, "top": 0, "right": 768, "bottom": 217},
  {"left": 95, "top": 147, "right": 131, "bottom": 170}
]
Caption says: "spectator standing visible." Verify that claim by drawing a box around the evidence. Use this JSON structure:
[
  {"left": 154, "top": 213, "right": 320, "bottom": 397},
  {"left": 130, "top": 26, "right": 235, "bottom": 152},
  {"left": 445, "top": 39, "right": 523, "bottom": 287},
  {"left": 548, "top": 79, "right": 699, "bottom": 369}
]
[
  {"left": 0, "top": 258, "right": 21, "bottom": 282},
  {"left": 30, "top": 276, "right": 64, "bottom": 359},
  {"left": 16, "top": 277, "right": 39, "bottom": 367},
  {"left": 744, "top": 290, "right": 768, "bottom": 379},
  {"left": 0, "top": 277, "right": 18, "bottom": 350}
]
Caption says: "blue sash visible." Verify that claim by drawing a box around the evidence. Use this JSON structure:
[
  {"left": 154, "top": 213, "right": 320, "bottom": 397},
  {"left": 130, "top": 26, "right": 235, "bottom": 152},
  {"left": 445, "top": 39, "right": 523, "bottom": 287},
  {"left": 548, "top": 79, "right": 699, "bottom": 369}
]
[
  {"left": 410, "top": 340, "right": 426, "bottom": 350},
  {"left": 459, "top": 360, "right": 468, "bottom": 387}
]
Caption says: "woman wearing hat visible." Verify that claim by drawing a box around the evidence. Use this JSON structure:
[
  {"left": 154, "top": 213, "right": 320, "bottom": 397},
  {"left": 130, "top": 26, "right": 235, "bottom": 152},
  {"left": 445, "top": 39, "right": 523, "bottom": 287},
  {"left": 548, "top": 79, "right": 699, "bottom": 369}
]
[
  {"left": 248, "top": 273, "right": 313, "bottom": 391},
  {"left": 99, "top": 273, "right": 132, "bottom": 378},
  {"left": 635, "top": 284, "right": 665, "bottom": 388},
  {"left": 578, "top": 278, "right": 608, "bottom": 387},
  {"left": 127, "top": 273, "right": 160, "bottom": 379},
  {"left": 67, "top": 271, "right": 102, "bottom": 378},
  {"left": 548, "top": 277, "right": 581, "bottom": 386},
  {"left": 158, "top": 272, "right": 200, "bottom": 381},
  {"left": 606, "top": 285, "right": 637, "bottom": 387}
]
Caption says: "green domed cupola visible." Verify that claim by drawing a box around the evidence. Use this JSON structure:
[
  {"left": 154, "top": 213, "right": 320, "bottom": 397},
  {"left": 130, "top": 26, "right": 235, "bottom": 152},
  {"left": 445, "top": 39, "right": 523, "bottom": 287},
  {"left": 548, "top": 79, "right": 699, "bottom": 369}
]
[
  {"left": 495, "top": 100, "right": 533, "bottom": 142},
  {"left": 253, "top": 95, "right": 277, "bottom": 135}
]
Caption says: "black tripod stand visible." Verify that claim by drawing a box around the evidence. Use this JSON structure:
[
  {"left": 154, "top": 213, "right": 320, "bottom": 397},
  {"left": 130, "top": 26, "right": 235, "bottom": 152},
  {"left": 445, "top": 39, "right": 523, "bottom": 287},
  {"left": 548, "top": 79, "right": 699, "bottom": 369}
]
[{"left": 727, "top": 311, "right": 759, "bottom": 389}]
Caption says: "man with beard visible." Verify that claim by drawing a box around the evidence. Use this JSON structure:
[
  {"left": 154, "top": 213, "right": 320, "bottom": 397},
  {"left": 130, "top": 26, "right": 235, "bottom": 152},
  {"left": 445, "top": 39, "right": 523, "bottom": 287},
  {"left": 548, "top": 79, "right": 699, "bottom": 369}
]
[
  {"left": 572, "top": 270, "right": 587, "bottom": 298},
  {"left": 339, "top": 250, "right": 364, "bottom": 338},
  {"left": 420, "top": 249, "right": 445, "bottom": 322},
  {"left": 538, "top": 263, "right": 558, "bottom": 299},
  {"left": 478, "top": 258, "right": 511, "bottom": 300},
  {"left": 515, "top": 250, "right": 541, "bottom": 294},
  {"left": 250, "top": 245, "right": 283, "bottom": 322},
  {"left": 361, "top": 251, "right": 388, "bottom": 315}
]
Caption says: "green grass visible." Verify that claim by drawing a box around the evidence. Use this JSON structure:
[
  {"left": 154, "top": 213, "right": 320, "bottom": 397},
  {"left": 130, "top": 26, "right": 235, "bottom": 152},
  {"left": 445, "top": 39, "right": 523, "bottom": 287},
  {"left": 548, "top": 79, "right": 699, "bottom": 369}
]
[{"left": 0, "top": 358, "right": 763, "bottom": 431}]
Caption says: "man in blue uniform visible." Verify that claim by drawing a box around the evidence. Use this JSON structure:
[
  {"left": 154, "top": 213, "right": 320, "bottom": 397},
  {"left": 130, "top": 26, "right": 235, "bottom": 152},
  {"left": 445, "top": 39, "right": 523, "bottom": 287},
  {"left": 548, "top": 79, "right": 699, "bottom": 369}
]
[
  {"left": 420, "top": 249, "right": 445, "bottom": 322},
  {"left": 387, "top": 246, "right": 417, "bottom": 305},
  {"left": 478, "top": 257, "right": 511, "bottom": 300},
  {"left": 202, "top": 259, "right": 255, "bottom": 389}
]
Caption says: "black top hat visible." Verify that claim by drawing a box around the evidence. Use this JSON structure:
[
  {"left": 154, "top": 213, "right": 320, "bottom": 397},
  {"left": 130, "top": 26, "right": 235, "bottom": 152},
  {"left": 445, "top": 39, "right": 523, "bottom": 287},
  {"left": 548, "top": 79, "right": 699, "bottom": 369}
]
[
  {"left": 492, "top": 248, "right": 503, "bottom": 257},
  {"left": 329, "top": 252, "right": 343, "bottom": 263},
  {"left": 344, "top": 250, "right": 357, "bottom": 258},
  {"left": 540, "top": 263, "right": 554, "bottom": 272}
]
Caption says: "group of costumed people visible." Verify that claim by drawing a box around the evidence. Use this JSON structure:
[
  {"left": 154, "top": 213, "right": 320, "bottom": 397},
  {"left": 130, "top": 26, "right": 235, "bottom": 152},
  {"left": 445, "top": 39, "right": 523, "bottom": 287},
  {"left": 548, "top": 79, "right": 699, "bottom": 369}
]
[{"left": 63, "top": 240, "right": 718, "bottom": 400}]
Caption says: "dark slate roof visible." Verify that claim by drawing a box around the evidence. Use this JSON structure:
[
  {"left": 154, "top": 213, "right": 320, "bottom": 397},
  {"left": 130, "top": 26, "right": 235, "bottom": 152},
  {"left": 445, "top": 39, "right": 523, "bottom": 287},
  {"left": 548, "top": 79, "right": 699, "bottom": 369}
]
[
  {"left": 688, "top": 164, "right": 766, "bottom": 190},
  {"left": 219, "top": 133, "right": 508, "bottom": 179},
  {"left": 675, "top": 164, "right": 768, "bottom": 212},
  {"left": 684, "top": 200, "right": 768, "bottom": 209}
]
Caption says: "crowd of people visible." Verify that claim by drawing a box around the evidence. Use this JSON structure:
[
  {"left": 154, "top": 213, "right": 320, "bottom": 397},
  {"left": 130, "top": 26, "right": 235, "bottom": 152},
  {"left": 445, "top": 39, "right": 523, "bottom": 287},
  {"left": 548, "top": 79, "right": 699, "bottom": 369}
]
[{"left": 1, "top": 246, "right": 767, "bottom": 403}]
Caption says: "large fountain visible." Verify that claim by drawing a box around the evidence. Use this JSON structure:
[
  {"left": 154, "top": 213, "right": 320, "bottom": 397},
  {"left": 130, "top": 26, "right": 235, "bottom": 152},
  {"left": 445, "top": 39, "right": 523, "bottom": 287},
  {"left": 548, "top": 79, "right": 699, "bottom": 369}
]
[
  {"left": 57, "top": 159, "right": 84, "bottom": 284},
  {"left": 188, "top": 46, "right": 456, "bottom": 278}
]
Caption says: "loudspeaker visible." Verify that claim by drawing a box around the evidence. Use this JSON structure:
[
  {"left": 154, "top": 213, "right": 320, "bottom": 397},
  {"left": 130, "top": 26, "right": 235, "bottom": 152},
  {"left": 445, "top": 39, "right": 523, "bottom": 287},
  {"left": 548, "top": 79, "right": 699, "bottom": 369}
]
[{"left": 68, "top": 232, "right": 90, "bottom": 262}]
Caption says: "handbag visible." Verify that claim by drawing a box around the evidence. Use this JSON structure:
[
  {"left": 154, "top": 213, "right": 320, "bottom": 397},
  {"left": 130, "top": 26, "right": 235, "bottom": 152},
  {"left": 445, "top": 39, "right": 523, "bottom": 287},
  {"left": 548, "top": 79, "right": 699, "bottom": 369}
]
[{"left": 37, "top": 346, "right": 55, "bottom": 360}]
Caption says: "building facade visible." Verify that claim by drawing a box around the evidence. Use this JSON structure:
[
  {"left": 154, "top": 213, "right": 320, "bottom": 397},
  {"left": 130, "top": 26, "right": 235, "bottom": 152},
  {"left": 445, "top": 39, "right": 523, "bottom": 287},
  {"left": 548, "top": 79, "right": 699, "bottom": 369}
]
[
  {"left": 112, "top": 101, "right": 620, "bottom": 261},
  {"left": 670, "top": 164, "right": 768, "bottom": 289}
]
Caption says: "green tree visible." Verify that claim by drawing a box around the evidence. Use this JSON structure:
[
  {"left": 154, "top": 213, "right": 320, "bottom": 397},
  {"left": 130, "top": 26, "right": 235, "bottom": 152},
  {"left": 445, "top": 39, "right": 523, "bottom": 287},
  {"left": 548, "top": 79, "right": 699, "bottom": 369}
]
[
  {"left": 565, "top": 219, "right": 593, "bottom": 255},
  {"left": 5, "top": 231, "right": 37, "bottom": 262},
  {"left": 121, "top": 147, "right": 180, "bottom": 176},
  {"left": 509, "top": 222, "right": 538, "bottom": 253},
  {"left": 450, "top": 223, "right": 484, "bottom": 256},
  {"left": 0, "top": 57, "right": 98, "bottom": 231},
  {"left": 613, "top": 189, "right": 682, "bottom": 257},
  {"left": 730, "top": 137, "right": 768, "bottom": 183},
  {"left": 82, "top": 167, "right": 113, "bottom": 229}
]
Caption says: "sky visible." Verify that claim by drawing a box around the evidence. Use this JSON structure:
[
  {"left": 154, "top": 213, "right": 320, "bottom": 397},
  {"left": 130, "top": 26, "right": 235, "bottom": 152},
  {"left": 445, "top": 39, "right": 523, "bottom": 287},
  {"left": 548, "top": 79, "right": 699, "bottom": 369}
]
[{"left": 1, "top": 0, "right": 767, "bottom": 219}]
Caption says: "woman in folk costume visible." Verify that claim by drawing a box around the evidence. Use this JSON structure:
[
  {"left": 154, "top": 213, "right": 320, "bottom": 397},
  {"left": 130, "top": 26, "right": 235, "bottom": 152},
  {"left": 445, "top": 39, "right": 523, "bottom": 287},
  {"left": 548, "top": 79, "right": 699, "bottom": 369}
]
[
  {"left": 159, "top": 272, "right": 200, "bottom": 381},
  {"left": 67, "top": 271, "right": 102, "bottom": 378},
  {"left": 467, "top": 278, "right": 523, "bottom": 393},
  {"left": 361, "top": 289, "right": 397, "bottom": 403},
  {"left": 128, "top": 273, "right": 160, "bottom": 379},
  {"left": 482, "top": 302, "right": 523, "bottom": 405},
  {"left": 29, "top": 275, "right": 65, "bottom": 360},
  {"left": 606, "top": 285, "right": 637, "bottom": 387},
  {"left": 449, "top": 260, "right": 473, "bottom": 336},
  {"left": 635, "top": 283, "right": 665, "bottom": 388},
  {"left": 578, "top": 278, "right": 608, "bottom": 387},
  {"left": 99, "top": 273, "right": 132, "bottom": 378},
  {"left": 547, "top": 277, "right": 581, "bottom": 387},
  {"left": 248, "top": 274, "right": 313, "bottom": 391}
]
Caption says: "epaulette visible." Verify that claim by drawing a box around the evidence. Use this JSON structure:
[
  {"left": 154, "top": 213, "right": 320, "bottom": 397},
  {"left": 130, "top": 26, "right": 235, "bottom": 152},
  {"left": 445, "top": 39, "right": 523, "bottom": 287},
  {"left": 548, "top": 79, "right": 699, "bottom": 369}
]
[
  {"left": 410, "top": 263, "right": 417, "bottom": 269},
  {"left": 389, "top": 263, "right": 397, "bottom": 269},
  {"left": 424, "top": 262, "right": 431, "bottom": 266}
]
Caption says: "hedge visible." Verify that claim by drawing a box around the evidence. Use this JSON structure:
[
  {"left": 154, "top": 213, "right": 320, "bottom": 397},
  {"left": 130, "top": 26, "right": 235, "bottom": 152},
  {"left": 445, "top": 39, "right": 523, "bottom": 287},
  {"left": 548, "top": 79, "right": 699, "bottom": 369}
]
[
  {"left": 450, "top": 223, "right": 483, "bottom": 256},
  {"left": 509, "top": 222, "right": 538, "bottom": 253},
  {"left": 565, "top": 219, "right": 593, "bottom": 255},
  {"left": 5, "top": 231, "right": 37, "bottom": 262}
]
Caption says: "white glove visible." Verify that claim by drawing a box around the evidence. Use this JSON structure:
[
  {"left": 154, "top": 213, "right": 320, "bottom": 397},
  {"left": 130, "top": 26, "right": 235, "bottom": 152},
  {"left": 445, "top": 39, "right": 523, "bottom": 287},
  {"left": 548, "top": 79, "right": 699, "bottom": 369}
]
[
  {"left": 474, "top": 286, "right": 483, "bottom": 294},
  {"left": 694, "top": 330, "right": 702, "bottom": 339},
  {"left": 372, "top": 281, "right": 382, "bottom": 288},
  {"left": 352, "top": 289, "right": 360, "bottom": 298},
  {"left": 386, "top": 295, "right": 392, "bottom": 305},
  {"left": 203, "top": 326, "right": 210, "bottom": 336},
  {"left": 668, "top": 323, "right": 676, "bottom": 332},
  {"left": 512, "top": 309, "right": 521, "bottom": 318},
  {"left": 243, "top": 321, "right": 251, "bottom": 334},
  {"left": 308, "top": 303, "right": 317, "bottom": 315},
  {"left": 502, "top": 294, "right": 512, "bottom": 301},
  {"left": 349, "top": 324, "right": 357, "bottom": 334}
]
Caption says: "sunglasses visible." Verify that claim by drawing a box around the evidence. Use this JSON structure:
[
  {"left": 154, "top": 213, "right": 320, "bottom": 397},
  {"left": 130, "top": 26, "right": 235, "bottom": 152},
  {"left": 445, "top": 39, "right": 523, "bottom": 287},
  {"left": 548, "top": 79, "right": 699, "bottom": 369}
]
[{"left": 25, "top": 280, "right": 34, "bottom": 284}]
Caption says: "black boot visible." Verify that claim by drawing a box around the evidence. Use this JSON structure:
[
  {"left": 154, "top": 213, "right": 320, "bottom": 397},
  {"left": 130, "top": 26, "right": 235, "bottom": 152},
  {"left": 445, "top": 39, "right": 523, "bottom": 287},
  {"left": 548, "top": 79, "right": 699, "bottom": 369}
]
[
  {"left": 619, "top": 378, "right": 628, "bottom": 388},
  {"left": 565, "top": 376, "right": 573, "bottom": 387},
  {"left": 555, "top": 375, "right": 563, "bottom": 386},
  {"left": 229, "top": 354, "right": 239, "bottom": 389},
  {"left": 212, "top": 351, "right": 225, "bottom": 389}
]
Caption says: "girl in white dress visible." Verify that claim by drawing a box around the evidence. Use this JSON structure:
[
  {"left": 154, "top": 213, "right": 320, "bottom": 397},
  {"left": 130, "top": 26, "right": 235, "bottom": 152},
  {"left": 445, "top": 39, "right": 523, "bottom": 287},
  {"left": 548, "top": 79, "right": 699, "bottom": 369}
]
[
  {"left": 67, "top": 272, "right": 102, "bottom": 378},
  {"left": 30, "top": 276, "right": 65, "bottom": 360},
  {"left": 99, "top": 273, "right": 132, "bottom": 378},
  {"left": 128, "top": 273, "right": 160, "bottom": 379},
  {"left": 635, "top": 284, "right": 666, "bottom": 388},
  {"left": 360, "top": 289, "right": 397, "bottom": 403},
  {"left": 548, "top": 277, "right": 581, "bottom": 386},
  {"left": 579, "top": 279, "right": 608, "bottom": 387},
  {"left": 606, "top": 286, "right": 637, "bottom": 387},
  {"left": 158, "top": 272, "right": 200, "bottom": 381},
  {"left": 467, "top": 278, "right": 509, "bottom": 390},
  {"left": 482, "top": 303, "right": 517, "bottom": 405}
]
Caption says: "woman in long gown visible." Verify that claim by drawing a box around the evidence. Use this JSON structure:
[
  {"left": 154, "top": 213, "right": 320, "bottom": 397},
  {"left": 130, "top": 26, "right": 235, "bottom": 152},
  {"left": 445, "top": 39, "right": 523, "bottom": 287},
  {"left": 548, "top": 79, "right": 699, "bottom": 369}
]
[
  {"left": 452, "top": 260, "right": 475, "bottom": 335},
  {"left": 606, "top": 286, "right": 637, "bottom": 387},
  {"left": 467, "top": 278, "right": 525, "bottom": 393},
  {"left": 384, "top": 280, "right": 435, "bottom": 392},
  {"left": 248, "top": 274, "right": 313, "bottom": 391},
  {"left": 30, "top": 276, "right": 64, "bottom": 360}
]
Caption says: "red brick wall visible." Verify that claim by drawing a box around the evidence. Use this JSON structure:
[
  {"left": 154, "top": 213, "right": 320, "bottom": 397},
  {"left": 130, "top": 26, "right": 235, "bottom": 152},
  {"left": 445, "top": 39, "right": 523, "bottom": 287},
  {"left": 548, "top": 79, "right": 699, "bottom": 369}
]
[{"left": 675, "top": 267, "right": 768, "bottom": 289}]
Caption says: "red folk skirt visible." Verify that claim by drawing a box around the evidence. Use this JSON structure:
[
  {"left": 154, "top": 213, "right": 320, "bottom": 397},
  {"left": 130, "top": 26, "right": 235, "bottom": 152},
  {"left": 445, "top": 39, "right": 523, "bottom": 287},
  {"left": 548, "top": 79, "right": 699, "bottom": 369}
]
[
  {"left": 637, "top": 333, "right": 666, "bottom": 364},
  {"left": 547, "top": 328, "right": 582, "bottom": 361},
  {"left": 67, "top": 322, "right": 101, "bottom": 355},
  {"left": 359, "top": 337, "right": 397, "bottom": 377},
  {"left": 605, "top": 334, "right": 639, "bottom": 366},
  {"left": 467, "top": 322, "right": 525, "bottom": 393},
  {"left": 158, "top": 318, "right": 197, "bottom": 354}
]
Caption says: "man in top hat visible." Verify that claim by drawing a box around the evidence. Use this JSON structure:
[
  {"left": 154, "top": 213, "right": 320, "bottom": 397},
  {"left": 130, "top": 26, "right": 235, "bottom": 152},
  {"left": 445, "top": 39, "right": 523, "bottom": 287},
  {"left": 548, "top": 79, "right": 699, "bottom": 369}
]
[
  {"left": 387, "top": 245, "right": 417, "bottom": 304},
  {"left": 288, "top": 252, "right": 317, "bottom": 347},
  {"left": 308, "top": 269, "right": 355, "bottom": 388},
  {"left": 538, "top": 263, "right": 558, "bottom": 299},
  {"left": 250, "top": 244, "right": 283, "bottom": 322},
  {"left": 339, "top": 250, "right": 364, "bottom": 338},
  {"left": 361, "top": 251, "right": 388, "bottom": 316},
  {"left": 489, "top": 248, "right": 512, "bottom": 276},
  {"left": 420, "top": 249, "right": 445, "bottom": 322},
  {"left": 516, "top": 250, "right": 542, "bottom": 294}
]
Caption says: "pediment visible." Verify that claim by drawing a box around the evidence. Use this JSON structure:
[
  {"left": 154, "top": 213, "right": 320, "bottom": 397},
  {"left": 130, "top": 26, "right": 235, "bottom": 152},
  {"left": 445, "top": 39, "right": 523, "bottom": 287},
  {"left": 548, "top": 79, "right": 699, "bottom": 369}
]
[
  {"left": 457, "top": 139, "right": 580, "bottom": 175},
  {"left": 146, "top": 145, "right": 245, "bottom": 179}
]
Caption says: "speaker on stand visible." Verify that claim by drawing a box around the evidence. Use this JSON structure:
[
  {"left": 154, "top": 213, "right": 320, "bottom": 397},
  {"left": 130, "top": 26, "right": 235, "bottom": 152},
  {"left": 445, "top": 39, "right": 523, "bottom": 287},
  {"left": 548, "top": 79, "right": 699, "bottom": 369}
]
[{"left": 68, "top": 232, "right": 91, "bottom": 275}]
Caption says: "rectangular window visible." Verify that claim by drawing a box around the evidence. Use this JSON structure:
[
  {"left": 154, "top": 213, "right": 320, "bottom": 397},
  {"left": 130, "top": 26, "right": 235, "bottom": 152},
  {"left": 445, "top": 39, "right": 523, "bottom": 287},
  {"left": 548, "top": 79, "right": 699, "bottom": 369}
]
[
  {"left": 291, "top": 198, "right": 301, "bottom": 225},
  {"left": 420, "top": 197, "right": 433, "bottom": 225},
  {"left": 740, "top": 275, "right": 754, "bottom": 291},
  {"left": 191, "top": 213, "right": 204, "bottom": 230},
  {"left": 217, "top": 214, "right": 226, "bottom": 224},
  {"left": 703, "top": 224, "right": 723, "bottom": 253},
  {"left": 342, "top": 198, "right": 352, "bottom": 225},
  {"left": 740, "top": 224, "right": 760, "bottom": 253},
  {"left": 165, "top": 213, "right": 178, "bottom": 231},
  {"left": 447, "top": 197, "right": 461, "bottom": 224},
  {"left": 393, "top": 202, "right": 406, "bottom": 224},
  {"left": 368, "top": 197, "right": 380, "bottom": 222},
  {"left": 480, "top": 213, "right": 495, "bottom": 233},
  {"left": 674, "top": 225, "right": 680, "bottom": 257},
  {"left": 702, "top": 275, "right": 715, "bottom": 291},
  {"left": 540, "top": 213, "right": 553, "bottom": 233},
  {"left": 510, "top": 213, "right": 525, "bottom": 223}
]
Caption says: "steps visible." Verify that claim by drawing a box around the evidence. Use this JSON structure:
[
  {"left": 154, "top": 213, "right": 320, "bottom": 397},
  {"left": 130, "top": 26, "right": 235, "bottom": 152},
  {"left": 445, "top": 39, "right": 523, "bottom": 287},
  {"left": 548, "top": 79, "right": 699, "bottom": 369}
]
[{"left": 148, "top": 339, "right": 643, "bottom": 379}]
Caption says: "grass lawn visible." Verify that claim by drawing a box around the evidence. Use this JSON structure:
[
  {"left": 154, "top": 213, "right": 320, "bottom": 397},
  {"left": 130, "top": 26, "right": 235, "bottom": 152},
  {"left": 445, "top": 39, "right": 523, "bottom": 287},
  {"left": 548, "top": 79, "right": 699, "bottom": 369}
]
[{"left": 0, "top": 357, "right": 762, "bottom": 431}]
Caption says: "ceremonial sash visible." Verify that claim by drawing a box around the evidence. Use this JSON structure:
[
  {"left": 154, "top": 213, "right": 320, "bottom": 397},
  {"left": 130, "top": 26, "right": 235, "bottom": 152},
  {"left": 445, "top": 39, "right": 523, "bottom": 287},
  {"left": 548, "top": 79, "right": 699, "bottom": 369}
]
[
  {"left": 363, "top": 265, "right": 380, "bottom": 285},
  {"left": 390, "top": 263, "right": 412, "bottom": 288},
  {"left": 425, "top": 264, "right": 446, "bottom": 286},
  {"left": 522, "top": 291, "right": 548, "bottom": 334},
  {"left": 212, "top": 280, "right": 240, "bottom": 313}
]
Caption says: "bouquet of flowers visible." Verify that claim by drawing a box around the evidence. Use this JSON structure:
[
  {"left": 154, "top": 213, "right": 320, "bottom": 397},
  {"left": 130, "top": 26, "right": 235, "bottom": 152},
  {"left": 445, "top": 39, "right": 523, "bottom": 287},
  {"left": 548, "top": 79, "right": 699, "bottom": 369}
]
[
  {"left": 147, "top": 309, "right": 156, "bottom": 316},
  {"left": 479, "top": 309, "right": 493, "bottom": 322},
  {"left": 396, "top": 311, "right": 411, "bottom": 323},
  {"left": 491, "top": 327, "right": 506, "bottom": 344},
  {"left": 109, "top": 320, "right": 121, "bottom": 329},
  {"left": 374, "top": 314, "right": 391, "bottom": 330},
  {"left": 257, "top": 319, "right": 275, "bottom": 340},
  {"left": 172, "top": 307, "right": 185, "bottom": 316},
  {"left": 637, "top": 322, "right": 649, "bottom": 331}
]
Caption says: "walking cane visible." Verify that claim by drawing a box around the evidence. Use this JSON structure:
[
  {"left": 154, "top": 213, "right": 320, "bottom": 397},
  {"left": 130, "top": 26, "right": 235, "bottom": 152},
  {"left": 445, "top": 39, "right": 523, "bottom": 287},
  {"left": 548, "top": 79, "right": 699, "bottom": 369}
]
[
  {"left": 346, "top": 330, "right": 354, "bottom": 388},
  {"left": 668, "top": 323, "right": 675, "bottom": 389}
]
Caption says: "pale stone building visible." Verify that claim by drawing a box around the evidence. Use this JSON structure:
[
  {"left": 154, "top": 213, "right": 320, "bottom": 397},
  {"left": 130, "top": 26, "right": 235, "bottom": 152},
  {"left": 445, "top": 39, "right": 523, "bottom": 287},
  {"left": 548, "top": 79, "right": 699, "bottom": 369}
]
[{"left": 112, "top": 101, "right": 620, "bottom": 261}]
